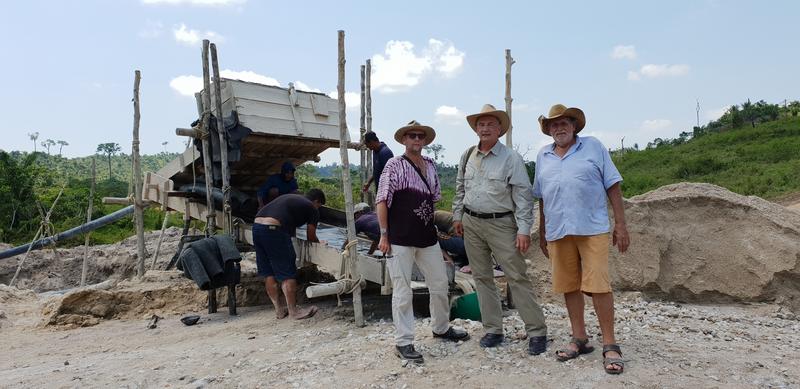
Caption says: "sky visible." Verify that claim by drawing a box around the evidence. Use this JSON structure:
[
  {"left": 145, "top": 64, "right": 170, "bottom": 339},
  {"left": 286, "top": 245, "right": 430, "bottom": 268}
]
[{"left": 1, "top": 0, "right": 798, "bottom": 166}]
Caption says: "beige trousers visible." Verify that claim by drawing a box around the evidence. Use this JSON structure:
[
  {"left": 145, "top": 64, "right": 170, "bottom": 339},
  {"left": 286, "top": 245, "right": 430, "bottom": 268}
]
[
  {"left": 386, "top": 243, "right": 451, "bottom": 346},
  {"left": 463, "top": 214, "right": 547, "bottom": 337}
]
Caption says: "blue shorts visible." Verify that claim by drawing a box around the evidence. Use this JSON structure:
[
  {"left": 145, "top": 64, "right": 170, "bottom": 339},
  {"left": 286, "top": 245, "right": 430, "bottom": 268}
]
[{"left": 253, "top": 224, "right": 297, "bottom": 281}]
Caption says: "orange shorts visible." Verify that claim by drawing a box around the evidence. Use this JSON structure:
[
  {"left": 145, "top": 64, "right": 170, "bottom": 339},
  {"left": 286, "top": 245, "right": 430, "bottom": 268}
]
[{"left": 548, "top": 233, "right": 611, "bottom": 294}]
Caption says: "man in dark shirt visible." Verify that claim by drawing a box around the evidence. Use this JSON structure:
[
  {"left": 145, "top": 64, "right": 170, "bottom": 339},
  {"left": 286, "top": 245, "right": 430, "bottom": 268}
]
[
  {"left": 257, "top": 161, "right": 300, "bottom": 208},
  {"left": 353, "top": 202, "right": 380, "bottom": 254},
  {"left": 253, "top": 189, "right": 326, "bottom": 320},
  {"left": 434, "top": 210, "right": 468, "bottom": 266},
  {"left": 361, "top": 132, "right": 394, "bottom": 193}
]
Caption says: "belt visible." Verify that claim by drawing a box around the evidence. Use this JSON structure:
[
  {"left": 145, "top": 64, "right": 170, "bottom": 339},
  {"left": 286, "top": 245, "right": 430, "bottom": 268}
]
[
  {"left": 255, "top": 223, "right": 281, "bottom": 230},
  {"left": 464, "top": 207, "right": 513, "bottom": 219}
]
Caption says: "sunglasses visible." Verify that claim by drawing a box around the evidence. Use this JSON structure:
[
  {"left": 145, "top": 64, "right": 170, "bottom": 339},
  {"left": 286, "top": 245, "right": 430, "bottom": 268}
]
[{"left": 406, "top": 132, "right": 427, "bottom": 140}]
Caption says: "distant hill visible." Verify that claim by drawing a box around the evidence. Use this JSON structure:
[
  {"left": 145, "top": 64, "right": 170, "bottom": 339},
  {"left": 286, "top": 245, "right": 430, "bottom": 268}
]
[{"left": 614, "top": 109, "right": 800, "bottom": 199}]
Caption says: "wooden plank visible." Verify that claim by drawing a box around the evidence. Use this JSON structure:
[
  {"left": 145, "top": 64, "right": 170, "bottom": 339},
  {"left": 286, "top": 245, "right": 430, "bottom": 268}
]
[
  {"left": 237, "top": 115, "right": 343, "bottom": 140},
  {"left": 155, "top": 145, "right": 201, "bottom": 179},
  {"left": 233, "top": 98, "right": 338, "bottom": 127}
]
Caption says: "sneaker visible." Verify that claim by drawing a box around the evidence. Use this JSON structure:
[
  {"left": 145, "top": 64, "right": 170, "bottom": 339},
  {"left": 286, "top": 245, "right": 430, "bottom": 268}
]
[
  {"left": 528, "top": 335, "right": 548, "bottom": 355},
  {"left": 433, "top": 327, "right": 470, "bottom": 342},
  {"left": 395, "top": 344, "right": 424, "bottom": 364},
  {"left": 479, "top": 333, "right": 504, "bottom": 348}
]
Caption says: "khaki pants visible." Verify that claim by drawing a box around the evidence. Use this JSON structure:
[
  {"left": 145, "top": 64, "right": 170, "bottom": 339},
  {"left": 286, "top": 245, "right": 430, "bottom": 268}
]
[
  {"left": 386, "top": 243, "right": 451, "bottom": 346},
  {"left": 463, "top": 214, "right": 547, "bottom": 337}
]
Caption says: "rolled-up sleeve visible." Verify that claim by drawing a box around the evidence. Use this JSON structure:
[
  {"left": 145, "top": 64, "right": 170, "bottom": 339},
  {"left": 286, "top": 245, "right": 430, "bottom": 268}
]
[
  {"left": 600, "top": 145, "right": 623, "bottom": 189},
  {"left": 451, "top": 149, "right": 469, "bottom": 221},
  {"left": 509, "top": 153, "right": 534, "bottom": 235}
]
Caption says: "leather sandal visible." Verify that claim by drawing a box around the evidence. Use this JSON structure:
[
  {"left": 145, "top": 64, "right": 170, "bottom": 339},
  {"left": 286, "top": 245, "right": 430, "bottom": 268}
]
[
  {"left": 602, "top": 344, "right": 625, "bottom": 374},
  {"left": 555, "top": 337, "right": 595, "bottom": 361}
]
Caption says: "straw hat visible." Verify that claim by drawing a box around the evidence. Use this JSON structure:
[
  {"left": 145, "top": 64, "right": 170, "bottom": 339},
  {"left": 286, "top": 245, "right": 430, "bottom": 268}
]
[
  {"left": 466, "top": 104, "right": 510, "bottom": 136},
  {"left": 538, "top": 104, "right": 586, "bottom": 135},
  {"left": 394, "top": 120, "right": 436, "bottom": 145}
]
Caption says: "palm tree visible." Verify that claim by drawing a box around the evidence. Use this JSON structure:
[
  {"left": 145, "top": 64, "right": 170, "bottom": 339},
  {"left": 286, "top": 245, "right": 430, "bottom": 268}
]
[
  {"left": 28, "top": 132, "right": 39, "bottom": 152},
  {"left": 57, "top": 140, "right": 69, "bottom": 157},
  {"left": 96, "top": 142, "right": 121, "bottom": 179}
]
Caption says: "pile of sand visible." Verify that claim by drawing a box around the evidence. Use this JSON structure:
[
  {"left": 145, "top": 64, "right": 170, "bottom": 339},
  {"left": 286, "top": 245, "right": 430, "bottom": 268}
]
[{"left": 532, "top": 182, "right": 800, "bottom": 310}]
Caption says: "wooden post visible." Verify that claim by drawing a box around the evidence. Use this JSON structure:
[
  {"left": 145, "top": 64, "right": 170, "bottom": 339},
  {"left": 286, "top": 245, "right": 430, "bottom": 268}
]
[
  {"left": 359, "top": 64, "right": 367, "bottom": 203},
  {"left": 504, "top": 49, "right": 515, "bottom": 148},
  {"left": 200, "top": 40, "right": 217, "bottom": 236},
  {"left": 132, "top": 70, "right": 146, "bottom": 279},
  {"left": 337, "top": 30, "right": 364, "bottom": 327},
  {"left": 211, "top": 43, "right": 232, "bottom": 236},
  {"left": 80, "top": 157, "right": 96, "bottom": 286},
  {"left": 10, "top": 187, "right": 64, "bottom": 286},
  {"left": 365, "top": 59, "right": 375, "bottom": 207},
  {"left": 150, "top": 211, "right": 170, "bottom": 270}
]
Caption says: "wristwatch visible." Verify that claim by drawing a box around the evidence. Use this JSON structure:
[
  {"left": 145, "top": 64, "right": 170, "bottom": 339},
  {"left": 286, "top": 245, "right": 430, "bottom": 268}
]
[{"left": 380, "top": 228, "right": 388, "bottom": 236}]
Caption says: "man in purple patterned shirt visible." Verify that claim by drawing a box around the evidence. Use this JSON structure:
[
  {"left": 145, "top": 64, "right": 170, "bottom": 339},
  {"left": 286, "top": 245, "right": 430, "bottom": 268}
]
[{"left": 376, "top": 120, "right": 470, "bottom": 364}]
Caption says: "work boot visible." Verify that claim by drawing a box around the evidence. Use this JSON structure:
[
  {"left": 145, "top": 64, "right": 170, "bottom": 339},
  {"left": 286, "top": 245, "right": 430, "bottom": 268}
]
[
  {"left": 479, "top": 333, "right": 504, "bottom": 348},
  {"left": 395, "top": 344, "right": 424, "bottom": 364},
  {"left": 528, "top": 335, "right": 548, "bottom": 355},
  {"left": 433, "top": 327, "right": 470, "bottom": 342}
]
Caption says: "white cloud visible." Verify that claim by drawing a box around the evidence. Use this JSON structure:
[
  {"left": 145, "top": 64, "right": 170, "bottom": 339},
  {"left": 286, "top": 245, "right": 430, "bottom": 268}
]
[
  {"left": 611, "top": 45, "right": 637, "bottom": 60},
  {"left": 138, "top": 20, "right": 163, "bottom": 39},
  {"left": 221, "top": 70, "right": 279, "bottom": 86},
  {"left": 371, "top": 39, "right": 465, "bottom": 93},
  {"left": 142, "top": 0, "right": 245, "bottom": 6},
  {"left": 434, "top": 105, "right": 465, "bottom": 124},
  {"left": 169, "top": 75, "right": 203, "bottom": 96},
  {"left": 293, "top": 81, "right": 321, "bottom": 93},
  {"left": 427, "top": 39, "right": 465, "bottom": 77},
  {"left": 629, "top": 64, "right": 690, "bottom": 81},
  {"left": 328, "top": 91, "right": 360, "bottom": 111},
  {"left": 641, "top": 119, "right": 673, "bottom": 132},
  {"left": 173, "top": 24, "right": 225, "bottom": 47},
  {"left": 169, "top": 69, "right": 279, "bottom": 96},
  {"left": 706, "top": 106, "right": 729, "bottom": 121}
]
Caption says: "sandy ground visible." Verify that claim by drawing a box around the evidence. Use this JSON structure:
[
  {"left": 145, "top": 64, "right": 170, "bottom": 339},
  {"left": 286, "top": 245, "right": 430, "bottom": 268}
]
[
  {"left": 2, "top": 286, "right": 799, "bottom": 389},
  {"left": 1, "top": 188, "right": 799, "bottom": 388}
]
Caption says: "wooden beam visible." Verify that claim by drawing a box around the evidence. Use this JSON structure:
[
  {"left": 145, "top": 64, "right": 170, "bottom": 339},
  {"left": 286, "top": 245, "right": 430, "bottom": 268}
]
[
  {"left": 211, "top": 42, "right": 232, "bottom": 236},
  {"left": 338, "top": 30, "right": 364, "bottom": 327},
  {"left": 200, "top": 40, "right": 217, "bottom": 236},
  {"left": 132, "top": 70, "right": 146, "bottom": 279},
  {"left": 244, "top": 134, "right": 361, "bottom": 149},
  {"left": 504, "top": 49, "right": 515, "bottom": 148},
  {"left": 176, "top": 128, "right": 200, "bottom": 138}
]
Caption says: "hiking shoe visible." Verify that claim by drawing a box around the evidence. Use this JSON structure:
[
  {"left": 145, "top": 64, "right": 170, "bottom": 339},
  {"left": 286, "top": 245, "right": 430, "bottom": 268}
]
[
  {"left": 433, "top": 327, "right": 470, "bottom": 342},
  {"left": 528, "top": 335, "right": 548, "bottom": 355},
  {"left": 479, "top": 333, "right": 504, "bottom": 348},
  {"left": 395, "top": 344, "right": 424, "bottom": 364}
]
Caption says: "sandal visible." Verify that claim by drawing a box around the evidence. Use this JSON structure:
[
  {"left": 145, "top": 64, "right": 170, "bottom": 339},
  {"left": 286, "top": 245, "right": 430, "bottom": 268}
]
[
  {"left": 555, "top": 337, "right": 595, "bottom": 361},
  {"left": 602, "top": 344, "right": 625, "bottom": 374}
]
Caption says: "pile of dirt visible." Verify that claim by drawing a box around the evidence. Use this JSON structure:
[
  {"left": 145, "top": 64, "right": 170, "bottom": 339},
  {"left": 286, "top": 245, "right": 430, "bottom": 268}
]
[
  {"left": 532, "top": 182, "right": 800, "bottom": 310},
  {"left": 0, "top": 227, "right": 187, "bottom": 291}
]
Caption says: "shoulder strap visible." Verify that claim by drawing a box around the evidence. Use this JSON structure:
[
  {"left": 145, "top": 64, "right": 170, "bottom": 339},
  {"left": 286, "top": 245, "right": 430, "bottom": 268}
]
[
  {"left": 461, "top": 145, "right": 477, "bottom": 175},
  {"left": 401, "top": 155, "right": 432, "bottom": 193}
]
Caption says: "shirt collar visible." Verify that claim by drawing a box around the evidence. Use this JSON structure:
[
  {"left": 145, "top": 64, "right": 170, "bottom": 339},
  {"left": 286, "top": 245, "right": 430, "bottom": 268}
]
[
  {"left": 544, "top": 135, "right": 583, "bottom": 157},
  {"left": 477, "top": 141, "right": 504, "bottom": 156}
]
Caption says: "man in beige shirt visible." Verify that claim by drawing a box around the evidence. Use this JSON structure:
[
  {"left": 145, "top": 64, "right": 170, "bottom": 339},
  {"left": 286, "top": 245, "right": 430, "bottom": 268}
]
[{"left": 452, "top": 104, "right": 548, "bottom": 355}]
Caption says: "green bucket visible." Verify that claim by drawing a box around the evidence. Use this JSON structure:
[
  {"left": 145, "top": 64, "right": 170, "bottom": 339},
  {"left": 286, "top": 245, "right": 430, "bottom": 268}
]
[{"left": 450, "top": 292, "right": 481, "bottom": 321}]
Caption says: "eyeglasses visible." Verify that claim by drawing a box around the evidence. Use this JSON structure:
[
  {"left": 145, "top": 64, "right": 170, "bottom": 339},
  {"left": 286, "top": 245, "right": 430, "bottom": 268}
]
[{"left": 406, "top": 132, "right": 426, "bottom": 140}]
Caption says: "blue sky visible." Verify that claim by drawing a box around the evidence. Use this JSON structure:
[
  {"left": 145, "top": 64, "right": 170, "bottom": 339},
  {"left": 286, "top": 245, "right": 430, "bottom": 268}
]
[{"left": 1, "top": 0, "right": 798, "bottom": 165}]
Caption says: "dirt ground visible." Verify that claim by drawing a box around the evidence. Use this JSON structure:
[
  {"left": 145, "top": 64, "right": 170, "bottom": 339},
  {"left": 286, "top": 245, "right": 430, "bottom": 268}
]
[
  {"left": 2, "top": 277, "right": 799, "bottom": 388},
  {"left": 1, "top": 191, "right": 800, "bottom": 388}
]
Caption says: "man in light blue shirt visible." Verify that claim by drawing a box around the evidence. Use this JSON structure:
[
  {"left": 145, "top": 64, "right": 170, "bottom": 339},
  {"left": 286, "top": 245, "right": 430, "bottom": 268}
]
[{"left": 533, "top": 104, "right": 630, "bottom": 375}]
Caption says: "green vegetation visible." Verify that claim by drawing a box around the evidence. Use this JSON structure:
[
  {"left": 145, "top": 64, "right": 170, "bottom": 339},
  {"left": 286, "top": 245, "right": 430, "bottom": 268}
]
[
  {"left": 614, "top": 100, "right": 800, "bottom": 198},
  {"left": 2, "top": 99, "right": 797, "bottom": 247}
]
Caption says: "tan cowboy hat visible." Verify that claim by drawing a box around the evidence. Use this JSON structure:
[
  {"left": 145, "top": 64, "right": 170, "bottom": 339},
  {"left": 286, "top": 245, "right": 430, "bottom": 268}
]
[
  {"left": 538, "top": 104, "right": 586, "bottom": 135},
  {"left": 466, "top": 104, "right": 510, "bottom": 136},
  {"left": 394, "top": 120, "right": 436, "bottom": 145}
]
